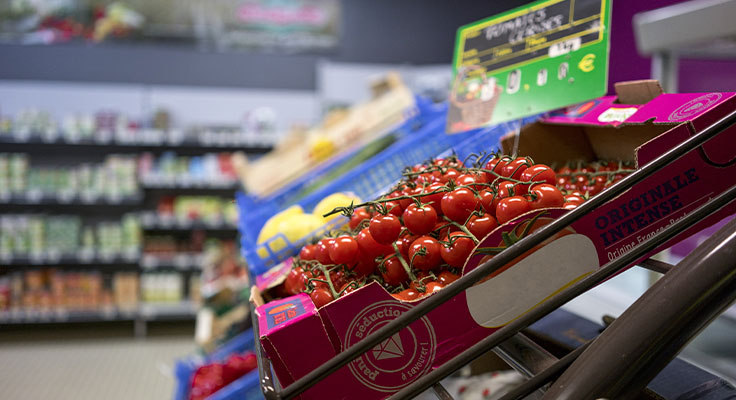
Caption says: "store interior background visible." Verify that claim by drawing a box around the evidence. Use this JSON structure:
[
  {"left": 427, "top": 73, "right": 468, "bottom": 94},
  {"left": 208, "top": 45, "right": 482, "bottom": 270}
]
[{"left": 2, "top": 0, "right": 736, "bottom": 399}]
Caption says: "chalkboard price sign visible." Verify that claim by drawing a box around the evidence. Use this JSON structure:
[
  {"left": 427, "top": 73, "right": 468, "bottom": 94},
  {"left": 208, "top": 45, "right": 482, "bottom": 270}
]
[{"left": 448, "top": 0, "right": 611, "bottom": 133}]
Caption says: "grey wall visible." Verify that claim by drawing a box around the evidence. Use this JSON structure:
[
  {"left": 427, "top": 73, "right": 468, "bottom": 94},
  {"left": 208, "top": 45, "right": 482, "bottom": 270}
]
[{"left": 0, "top": 0, "right": 525, "bottom": 90}]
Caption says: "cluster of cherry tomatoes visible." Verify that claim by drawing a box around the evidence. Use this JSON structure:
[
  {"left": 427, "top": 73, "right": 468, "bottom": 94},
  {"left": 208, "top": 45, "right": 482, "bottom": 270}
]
[
  {"left": 190, "top": 351, "right": 258, "bottom": 400},
  {"left": 280, "top": 154, "right": 634, "bottom": 308},
  {"left": 555, "top": 160, "right": 635, "bottom": 200}
]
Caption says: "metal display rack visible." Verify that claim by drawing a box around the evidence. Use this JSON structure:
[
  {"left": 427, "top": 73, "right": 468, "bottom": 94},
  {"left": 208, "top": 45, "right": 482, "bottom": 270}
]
[
  {"left": 247, "top": 108, "right": 736, "bottom": 399},
  {"left": 0, "top": 135, "right": 272, "bottom": 155},
  {"left": 634, "top": 0, "right": 736, "bottom": 92},
  {"left": 0, "top": 133, "right": 261, "bottom": 333}
]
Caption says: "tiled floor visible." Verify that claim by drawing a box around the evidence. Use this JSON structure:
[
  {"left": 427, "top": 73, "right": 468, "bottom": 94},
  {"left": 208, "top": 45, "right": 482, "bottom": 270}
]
[{"left": 0, "top": 323, "right": 195, "bottom": 400}]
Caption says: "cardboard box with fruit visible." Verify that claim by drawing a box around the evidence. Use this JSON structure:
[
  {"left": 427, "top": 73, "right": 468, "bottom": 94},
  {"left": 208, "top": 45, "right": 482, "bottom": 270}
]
[{"left": 251, "top": 81, "right": 736, "bottom": 399}]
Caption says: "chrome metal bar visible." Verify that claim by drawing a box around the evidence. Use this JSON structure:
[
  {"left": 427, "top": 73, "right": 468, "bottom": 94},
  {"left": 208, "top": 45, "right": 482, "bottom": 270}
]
[
  {"left": 543, "top": 217, "right": 736, "bottom": 399},
  {"left": 497, "top": 342, "right": 591, "bottom": 400},
  {"left": 494, "top": 333, "right": 558, "bottom": 378},
  {"left": 278, "top": 107, "right": 736, "bottom": 400},
  {"left": 638, "top": 258, "right": 674, "bottom": 274},
  {"left": 431, "top": 383, "right": 454, "bottom": 400},
  {"left": 388, "top": 183, "right": 736, "bottom": 399}
]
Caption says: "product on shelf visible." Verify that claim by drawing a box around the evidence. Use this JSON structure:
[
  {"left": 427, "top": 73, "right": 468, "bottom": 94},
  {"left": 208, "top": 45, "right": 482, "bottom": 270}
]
[
  {"left": 143, "top": 231, "right": 204, "bottom": 257},
  {"left": 0, "top": 213, "right": 141, "bottom": 261},
  {"left": 0, "top": 153, "right": 139, "bottom": 202},
  {"left": 145, "top": 195, "right": 238, "bottom": 227},
  {"left": 141, "top": 234, "right": 239, "bottom": 273},
  {"left": 0, "top": 269, "right": 118, "bottom": 312},
  {"left": 140, "top": 272, "right": 184, "bottom": 303},
  {"left": 201, "top": 240, "right": 247, "bottom": 284},
  {"left": 189, "top": 275, "right": 202, "bottom": 305},
  {"left": 113, "top": 272, "right": 140, "bottom": 312},
  {"left": 137, "top": 152, "right": 238, "bottom": 187},
  {"left": 0, "top": 107, "right": 275, "bottom": 147},
  {"left": 4, "top": 109, "right": 57, "bottom": 140}
]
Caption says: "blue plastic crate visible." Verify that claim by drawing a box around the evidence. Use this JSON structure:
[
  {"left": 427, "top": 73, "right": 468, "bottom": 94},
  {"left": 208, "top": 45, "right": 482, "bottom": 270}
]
[
  {"left": 439, "top": 115, "right": 544, "bottom": 162},
  {"left": 237, "top": 107, "right": 535, "bottom": 276},
  {"left": 174, "top": 330, "right": 262, "bottom": 400},
  {"left": 236, "top": 101, "right": 444, "bottom": 246},
  {"left": 238, "top": 97, "right": 443, "bottom": 222}
]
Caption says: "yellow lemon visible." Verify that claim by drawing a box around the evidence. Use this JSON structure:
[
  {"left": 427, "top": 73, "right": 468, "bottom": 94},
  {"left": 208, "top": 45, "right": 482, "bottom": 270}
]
[
  {"left": 257, "top": 213, "right": 325, "bottom": 259},
  {"left": 310, "top": 135, "right": 336, "bottom": 162},
  {"left": 257, "top": 205, "right": 304, "bottom": 245},
  {"left": 313, "top": 192, "right": 362, "bottom": 221}
]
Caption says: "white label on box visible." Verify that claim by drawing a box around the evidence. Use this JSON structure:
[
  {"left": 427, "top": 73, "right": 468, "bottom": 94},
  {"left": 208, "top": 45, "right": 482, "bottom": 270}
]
[
  {"left": 597, "top": 107, "right": 638, "bottom": 123},
  {"left": 466, "top": 234, "right": 598, "bottom": 328}
]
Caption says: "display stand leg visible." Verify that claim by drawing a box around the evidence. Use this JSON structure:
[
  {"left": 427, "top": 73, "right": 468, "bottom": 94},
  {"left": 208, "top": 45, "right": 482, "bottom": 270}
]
[
  {"left": 134, "top": 318, "right": 147, "bottom": 338},
  {"left": 651, "top": 52, "right": 679, "bottom": 93}
]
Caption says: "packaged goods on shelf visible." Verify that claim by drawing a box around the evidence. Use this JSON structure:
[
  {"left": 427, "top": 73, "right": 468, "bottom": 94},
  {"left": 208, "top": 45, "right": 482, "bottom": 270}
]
[
  {"left": 144, "top": 195, "right": 238, "bottom": 228},
  {"left": 249, "top": 81, "right": 736, "bottom": 399},
  {"left": 192, "top": 239, "right": 250, "bottom": 356},
  {"left": 0, "top": 153, "right": 139, "bottom": 202},
  {"left": 189, "top": 275, "right": 202, "bottom": 305},
  {"left": 140, "top": 272, "right": 185, "bottom": 303},
  {"left": 0, "top": 213, "right": 141, "bottom": 262},
  {"left": 201, "top": 240, "right": 246, "bottom": 279},
  {"left": 141, "top": 234, "right": 240, "bottom": 272},
  {"left": 138, "top": 152, "right": 238, "bottom": 188},
  {"left": 0, "top": 269, "right": 122, "bottom": 312},
  {"left": 143, "top": 231, "right": 205, "bottom": 257},
  {"left": 3, "top": 109, "right": 57, "bottom": 140},
  {"left": 0, "top": 107, "right": 275, "bottom": 147},
  {"left": 113, "top": 272, "right": 140, "bottom": 312}
]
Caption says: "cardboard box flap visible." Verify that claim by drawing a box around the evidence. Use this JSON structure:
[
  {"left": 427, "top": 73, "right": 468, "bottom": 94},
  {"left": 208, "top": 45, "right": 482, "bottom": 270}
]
[
  {"left": 501, "top": 123, "right": 596, "bottom": 166},
  {"left": 502, "top": 121, "right": 675, "bottom": 166},
  {"left": 614, "top": 80, "right": 664, "bottom": 105},
  {"left": 584, "top": 124, "right": 673, "bottom": 163},
  {"left": 636, "top": 93, "right": 736, "bottom": 165},
  {"left": 624, "top": 92, "right": 736, "bottom": 125}
]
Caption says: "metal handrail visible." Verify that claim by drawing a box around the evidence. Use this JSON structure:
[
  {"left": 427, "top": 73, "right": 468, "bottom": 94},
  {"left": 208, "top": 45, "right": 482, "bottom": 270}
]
[
  {"left": 498, "top": 341, "right": 591, "bottom": 400},
  {"left": 543, "top": 218, "right": 736, "bottom": 399},
  {"left": 495, "top": 333, "right": 558, "bottom": 378},
  {"left": 255, "top": 107, "right": 736, "bottom": 400},
  {"left": 638, "top": 258, "right": 674, "bottom": 274}
]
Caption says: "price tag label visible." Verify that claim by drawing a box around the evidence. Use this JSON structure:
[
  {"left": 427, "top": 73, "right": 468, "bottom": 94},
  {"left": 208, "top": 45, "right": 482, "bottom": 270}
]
[{"left": 448, "top": 0, "right": 611, "bottom": 132}]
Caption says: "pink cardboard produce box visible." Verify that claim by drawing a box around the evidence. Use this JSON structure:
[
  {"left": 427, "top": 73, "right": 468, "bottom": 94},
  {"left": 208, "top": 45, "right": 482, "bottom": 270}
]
[{"left": 255, "top": 81, "right": 736, "bottom": 399}]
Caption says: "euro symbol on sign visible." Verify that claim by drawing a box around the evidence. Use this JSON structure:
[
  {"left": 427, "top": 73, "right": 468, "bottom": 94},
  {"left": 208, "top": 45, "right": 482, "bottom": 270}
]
[{"left": 578, "top": 54, "right": 595, "bottom": 72}]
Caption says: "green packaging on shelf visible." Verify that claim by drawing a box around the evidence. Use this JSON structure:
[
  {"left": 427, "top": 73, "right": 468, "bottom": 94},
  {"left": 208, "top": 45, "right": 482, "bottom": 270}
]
[
  {"left": 28, "top": 217, "right": 44, "bottom": 257},
  {"left": 255, "top": 81, "right": 736, "bottom": 399},
  {"left": 13, "top": 217, "right": 30, "bottom": 254},
  {"left": 0, "top": 154, "right": 8, "bottom": 194},
  {"left": 9, "top": 153, "right": 27, "bottom": 194}
]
